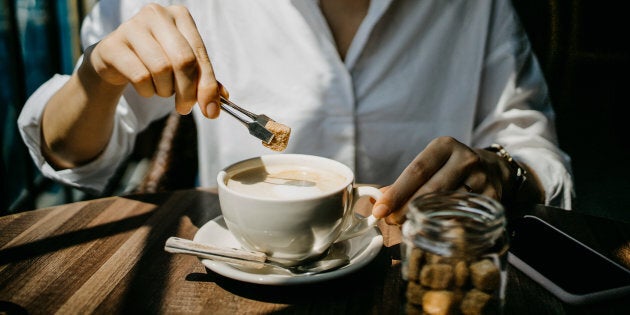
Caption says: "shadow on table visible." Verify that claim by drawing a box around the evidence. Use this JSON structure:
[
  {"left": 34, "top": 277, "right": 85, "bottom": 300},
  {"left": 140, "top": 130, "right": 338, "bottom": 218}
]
[
  {"left": 0, "top": 202, "right": 153, "bottom": 265},
  {"left": 186, "top": 245, "right": 404, "bottom": 313},
  {"left": 0, "top": 301, "right": 28, "bottom": 315},
  {"left": 116, "top": 190, "right": 221, "bottom": 313}
]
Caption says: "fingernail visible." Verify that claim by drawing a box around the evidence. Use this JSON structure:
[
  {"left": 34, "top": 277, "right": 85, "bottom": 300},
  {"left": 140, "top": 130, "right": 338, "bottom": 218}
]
[
  {"left": 373, "top": 204, "right": 389, "bottom": 219},
  {"left": 219, "top": 84, "right": 229, "bottom": 98},
  {"left": 205, "top": 102, "right": 218, "bottom": 118},
  {"left": 176, "top": 103, "right": 193, "bottom": 115}
]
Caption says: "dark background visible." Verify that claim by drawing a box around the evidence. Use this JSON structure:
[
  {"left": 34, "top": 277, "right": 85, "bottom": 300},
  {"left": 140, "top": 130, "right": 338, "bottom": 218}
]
[{"left": 512, "top": 0, "right": 630, "bottom": 221}]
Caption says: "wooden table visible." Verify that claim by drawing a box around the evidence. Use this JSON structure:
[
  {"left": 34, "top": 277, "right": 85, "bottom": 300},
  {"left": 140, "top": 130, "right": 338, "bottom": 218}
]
[{"left": 1, "top": 188, "right": 629, "bottom": 314}]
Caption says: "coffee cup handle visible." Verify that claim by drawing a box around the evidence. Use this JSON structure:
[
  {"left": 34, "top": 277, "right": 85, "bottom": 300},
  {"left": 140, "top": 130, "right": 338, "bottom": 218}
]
[{"left": 335, "top": 186, "right": 383, "bottom": 242}]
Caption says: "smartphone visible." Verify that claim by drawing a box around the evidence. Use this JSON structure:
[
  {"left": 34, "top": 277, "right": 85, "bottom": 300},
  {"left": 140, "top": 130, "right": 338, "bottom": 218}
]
[{"left": 507, "top": 215, "right": 630, "bottom": 305}]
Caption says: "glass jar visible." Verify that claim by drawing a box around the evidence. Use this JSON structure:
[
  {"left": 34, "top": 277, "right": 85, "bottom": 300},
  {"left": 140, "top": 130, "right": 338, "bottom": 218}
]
[{"left": 401, "top": 191, "right": 509, "bottom": 315}]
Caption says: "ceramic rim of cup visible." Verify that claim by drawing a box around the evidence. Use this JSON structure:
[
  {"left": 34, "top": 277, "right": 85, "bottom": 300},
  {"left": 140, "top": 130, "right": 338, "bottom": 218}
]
[{"left": 217, "top": 154, "right": 355, "bottom": 202}]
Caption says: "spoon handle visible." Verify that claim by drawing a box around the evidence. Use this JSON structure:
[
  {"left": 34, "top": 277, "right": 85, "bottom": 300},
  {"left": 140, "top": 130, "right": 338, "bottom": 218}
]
[{"left": 165, "top": 237, "right": 267, "bottom": 269}]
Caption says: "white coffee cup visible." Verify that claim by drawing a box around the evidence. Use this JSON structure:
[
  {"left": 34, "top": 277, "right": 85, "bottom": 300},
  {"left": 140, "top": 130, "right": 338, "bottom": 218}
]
[{"left": 217, "top": 154, "right": 382, "bottom": 266}]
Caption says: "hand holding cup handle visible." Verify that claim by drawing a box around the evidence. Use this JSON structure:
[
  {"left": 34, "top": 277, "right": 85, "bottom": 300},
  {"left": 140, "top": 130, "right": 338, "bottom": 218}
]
[{"left": 335, "top": 186, "right": 382, "bottom": 242}]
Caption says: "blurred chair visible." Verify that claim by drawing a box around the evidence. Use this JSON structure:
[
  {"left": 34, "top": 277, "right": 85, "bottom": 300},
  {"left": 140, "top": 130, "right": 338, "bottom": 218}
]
[{"left": 134, "top": 111, "right": 198, "bottom": 193}]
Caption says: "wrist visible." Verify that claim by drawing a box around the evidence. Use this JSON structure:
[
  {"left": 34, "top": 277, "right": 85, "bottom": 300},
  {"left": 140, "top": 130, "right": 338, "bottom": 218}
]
[
  {"left": 484, "top": 144, "right": 527, "bottom": 201},
  {"left": 77, "top": 43, "right": 126, "bottom": 97}
]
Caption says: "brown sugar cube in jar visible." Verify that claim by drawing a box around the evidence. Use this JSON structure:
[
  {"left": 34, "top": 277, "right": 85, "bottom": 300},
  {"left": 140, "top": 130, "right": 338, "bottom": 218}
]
[
  {"left": 406, "top": 281, "right": 426, "bottom": 305},
  {"left": 454, "top": 260, "right": 470, "bottom": 288},
  {"left": 262, "top": 120, "right": 291, "bottom": 151},
  {"left": 452, "top": 289, "right": 466, "bottom": 307},
  {"left": 420, "top": 263, "right": 454, "bottom": 289},
  {"left": 406, "top": 247, "right": 424, "bottom": 281},
  {"left": 460, "top": 288, "right": 492, "bottom": 315},
  {"left": 422, "top": 290, "right": 456, "bottom": 315},
  {"left": 469, "top": 259, "right": 500, "bottom": 292},
  {"left": 426, "top": 253, "right": 451, "bottom": 264}
]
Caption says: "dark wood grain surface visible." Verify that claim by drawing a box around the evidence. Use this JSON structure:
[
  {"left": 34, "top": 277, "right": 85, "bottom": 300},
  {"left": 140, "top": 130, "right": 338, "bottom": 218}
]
[{"left": 1, "top": 188, "right": 629, "bottom": 314}]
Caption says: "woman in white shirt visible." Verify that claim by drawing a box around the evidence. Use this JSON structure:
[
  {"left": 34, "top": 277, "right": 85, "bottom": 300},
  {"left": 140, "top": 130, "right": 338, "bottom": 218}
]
[{"left": 18, "top": 0, "right": 574, "bottom": 224}]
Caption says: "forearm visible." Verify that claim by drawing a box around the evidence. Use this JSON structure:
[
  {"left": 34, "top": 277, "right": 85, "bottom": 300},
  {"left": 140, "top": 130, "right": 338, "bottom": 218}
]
[{"left": 41, "top": 52, "right": 126, "bottom": 169}]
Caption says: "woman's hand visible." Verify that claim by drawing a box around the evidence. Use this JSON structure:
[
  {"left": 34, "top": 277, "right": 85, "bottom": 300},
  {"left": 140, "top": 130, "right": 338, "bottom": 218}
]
[
  {"left": 41, "top": 3, "right": 226, "bottom": 169},
  {"left": 371, "top": 136, "right": 532, "bottom": 225},
  {"left": 86, "top": 3, "right": 223, "bottom": 118}
]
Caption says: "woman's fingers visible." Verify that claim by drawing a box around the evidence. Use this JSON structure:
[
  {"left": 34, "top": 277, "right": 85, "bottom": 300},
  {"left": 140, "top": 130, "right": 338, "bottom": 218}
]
[
  {"left": 141, "top": 5, "right": 201, "bottom": 115},
  {"left": 372, "top": 137, "right": 455, "bottom": 220},
  {"left": 373, "top": 137, "right": 502, "bottom": 225},
  {"left": 92, "top": 38, "right": 155, "bottom": 97},
  {"left": 123, "top": 22, "right": 174, "bottom": 97},
  {"left": 88, "top": 4, "right": 221, "bottom": 117},
  {"left": 168, "top": 6, "right": 222, "bottom": 118}
]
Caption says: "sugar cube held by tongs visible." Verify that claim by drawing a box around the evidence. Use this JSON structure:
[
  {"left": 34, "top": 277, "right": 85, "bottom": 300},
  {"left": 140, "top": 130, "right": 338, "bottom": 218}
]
[{"left": 219, "top": 96, "right": 291, "bottom": 151}]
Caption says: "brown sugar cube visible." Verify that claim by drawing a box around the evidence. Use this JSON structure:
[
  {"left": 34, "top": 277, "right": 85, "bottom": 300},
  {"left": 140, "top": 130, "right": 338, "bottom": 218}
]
[
  {"left": 420, "top": 263, "right": 454, "bottom": 289},
  {"left": 426, "top": 253, "right": 451, "bottom": 264},
  {"left": 406, "top": 247, "right": 424, "bottom": 281},
  {"left": 406, "top": 281, "right": 426, "bottom": 305},
  {"left": 262, "top": 120, "right": 291, "bottom": 151},
  {"left": 460, "top": 289, "right": 492, "bottom": 315},
  {"left": 422, "top": 290, "right": 456, "bottom": 315},
  {"left": 452, "top": 288, "right": 465, "bottom": 306},
  {"left": 469, "top": 259, "right": 500, "bottom": 292},
  {"left": 454, "top": 260, "right": 470, "bottom": 288}
]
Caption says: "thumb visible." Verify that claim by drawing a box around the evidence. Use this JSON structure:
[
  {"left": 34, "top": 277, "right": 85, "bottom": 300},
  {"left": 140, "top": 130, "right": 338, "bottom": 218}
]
[
  {"left": 372, "top": 186, "right": 408, "bottom": 225},
  {"left": 372, "top": 186, "right": 392, "bottom": 219}
]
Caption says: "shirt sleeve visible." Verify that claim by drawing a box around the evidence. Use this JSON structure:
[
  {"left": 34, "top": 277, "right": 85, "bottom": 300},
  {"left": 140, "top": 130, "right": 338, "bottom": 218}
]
[
  {"left": 17, "top": 74, "right": 134, "bottom": 195},
  {"left": 472, "top": 0, "right": 575, "bottom": 209},
  {"left": 17, "top": 1, "right": 173, "bottom": 195}
]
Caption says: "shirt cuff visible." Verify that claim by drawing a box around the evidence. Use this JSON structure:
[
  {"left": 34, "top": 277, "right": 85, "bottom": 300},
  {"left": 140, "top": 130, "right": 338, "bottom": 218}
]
[
  {"left": 18, "top": 74, "right": 126, "bottom": 195},
  {"left": 511, "top": 148, "right": 575, "bottom": 210}
]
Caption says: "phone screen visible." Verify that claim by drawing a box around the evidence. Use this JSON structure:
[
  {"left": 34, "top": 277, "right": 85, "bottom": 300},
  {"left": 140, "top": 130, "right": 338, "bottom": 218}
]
[{"left": 508, "top": 215, "right": 630, "bottom": 303}]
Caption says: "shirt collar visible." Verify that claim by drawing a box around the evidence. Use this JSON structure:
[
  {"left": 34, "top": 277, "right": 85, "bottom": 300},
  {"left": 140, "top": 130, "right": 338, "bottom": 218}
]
[
  {"left": 345, "top": 0, "right": 394, "bottom": 69},
  {"left": 292, "top": 0, "right": 394, "bottom": 70}
]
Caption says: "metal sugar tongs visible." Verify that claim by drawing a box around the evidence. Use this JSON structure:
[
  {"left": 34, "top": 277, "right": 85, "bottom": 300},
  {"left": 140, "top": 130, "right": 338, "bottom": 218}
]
[{"left": 219, "top": 96, "right": 274, "bottom": 144}]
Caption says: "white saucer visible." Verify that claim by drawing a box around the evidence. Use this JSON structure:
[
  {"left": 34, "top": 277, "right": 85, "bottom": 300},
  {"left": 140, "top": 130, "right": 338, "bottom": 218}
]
[{"left": 193, "top": 215, "right": 383, "bottom": 285}]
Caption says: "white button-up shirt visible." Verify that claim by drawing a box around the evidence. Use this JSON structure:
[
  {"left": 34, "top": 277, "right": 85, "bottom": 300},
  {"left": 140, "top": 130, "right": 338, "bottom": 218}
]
[{"left": 18, "top": 0, "right": 574, "bottom": 208}]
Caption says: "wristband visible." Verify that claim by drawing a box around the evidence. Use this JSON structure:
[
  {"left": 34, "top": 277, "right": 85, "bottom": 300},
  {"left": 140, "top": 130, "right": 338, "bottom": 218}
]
[{"left": 485, "top": 144, "right": 527, "bottom": 194}]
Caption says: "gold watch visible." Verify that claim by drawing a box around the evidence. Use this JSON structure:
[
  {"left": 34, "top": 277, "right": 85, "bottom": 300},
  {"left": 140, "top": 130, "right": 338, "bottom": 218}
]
[{"left": 485, "top": 144, "right": 527, "bottom": 194}]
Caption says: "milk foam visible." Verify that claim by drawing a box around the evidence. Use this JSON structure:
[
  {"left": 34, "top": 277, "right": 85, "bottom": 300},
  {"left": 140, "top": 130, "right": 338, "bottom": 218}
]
[{"left": 226, "top": 165, "right": 347, "bottom": 200}]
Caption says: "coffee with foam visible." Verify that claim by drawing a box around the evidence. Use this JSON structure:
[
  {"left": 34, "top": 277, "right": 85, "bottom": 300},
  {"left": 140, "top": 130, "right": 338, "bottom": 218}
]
[
  {"left": 226, "top": 165, "right": 347, "bottom": 200},
  {"left": 217, "top": 154, "right": 382, "bottom": 265}
]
